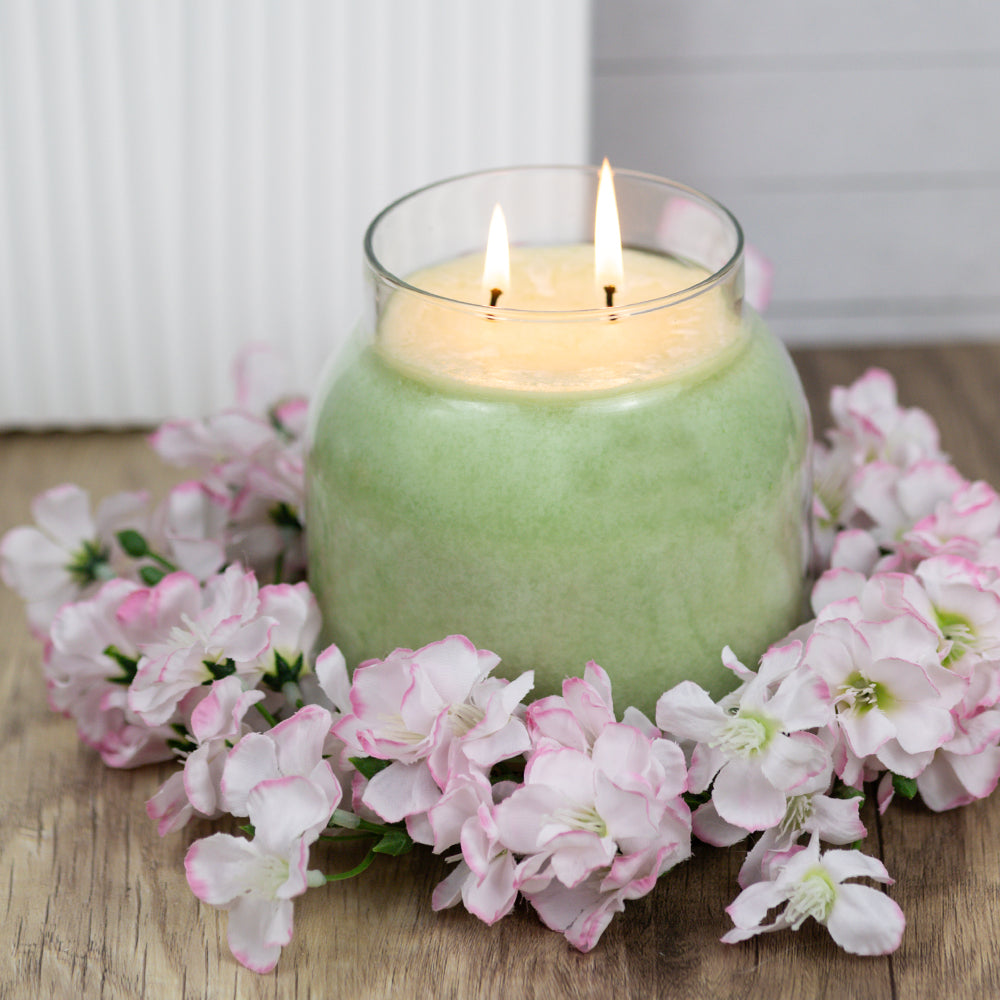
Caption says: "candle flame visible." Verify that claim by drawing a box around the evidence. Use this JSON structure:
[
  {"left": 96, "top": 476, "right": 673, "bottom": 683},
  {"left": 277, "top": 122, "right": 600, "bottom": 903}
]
[
  {"left": 594, "top": 158, "right": 624, "bottom": 301},
  {"left": 483, "top": 203, "right": 510, "bottom": 304}
]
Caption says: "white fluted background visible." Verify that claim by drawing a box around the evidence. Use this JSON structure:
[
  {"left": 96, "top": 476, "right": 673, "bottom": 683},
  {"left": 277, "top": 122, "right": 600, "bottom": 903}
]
[{"left": 0, "top": 0, "right": 591, "bottom": 427}]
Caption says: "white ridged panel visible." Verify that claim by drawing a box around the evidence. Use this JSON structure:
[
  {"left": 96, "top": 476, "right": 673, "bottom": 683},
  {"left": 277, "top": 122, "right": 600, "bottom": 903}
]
[{"left": 0, "top": 0, "right": 591, "bottom": 427}]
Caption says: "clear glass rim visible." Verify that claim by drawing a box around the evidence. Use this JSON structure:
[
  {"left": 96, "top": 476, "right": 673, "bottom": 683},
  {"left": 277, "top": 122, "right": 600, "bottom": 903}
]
[{"left": 363, "top": 164, "right": 745, "bottom": 322}]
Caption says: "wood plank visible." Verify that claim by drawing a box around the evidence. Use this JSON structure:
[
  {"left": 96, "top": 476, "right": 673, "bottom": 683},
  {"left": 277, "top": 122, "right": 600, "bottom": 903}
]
[{"left": 5, "top": 344, "right": 1000, "bottom": 996}]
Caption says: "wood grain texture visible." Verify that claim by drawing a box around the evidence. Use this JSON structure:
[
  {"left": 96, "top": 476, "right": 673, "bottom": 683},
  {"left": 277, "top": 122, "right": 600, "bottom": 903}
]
[{"left": 3, "top": 345, "right": 1000, "bottom": 998}]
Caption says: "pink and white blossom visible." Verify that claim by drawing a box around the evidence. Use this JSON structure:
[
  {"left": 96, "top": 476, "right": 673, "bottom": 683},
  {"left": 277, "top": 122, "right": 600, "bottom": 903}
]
[
  {"left": 827, "top": 368, "right": 944, "bottom": 470},
  {"left": 220, "top": 704, "right": 340, "bottom": 827},
  {"left": 147, "top": 344, "right": 308, "bottom": 587},
  {"left": 146, "top": 675, "right": 265, "bottom": 837},
  {"left": 802, "top": 615, "right": 966, "bottom": 782},
  {"left": 524, "top": 841, "right": 685, "bottom": 952},
  {"left": 428, "top": 771, "right": 520, "bottom": 924},
  {"left": 722, "top": 835, "right": 905, "bottom": 955},
  {"left": 254, "top": 582, "right": 322, "bottom": 687},
  {"left": 185, "top": 776, "right": 331, "bottom": 973},
  {"left": 333, "top": 636, "right": 533, "bottom": 825},
  {"left": 44, "top": 576, "right": 178, "bottom": 768},
  {"left": 899, "top": 480, "right": 1000, "bottom": 568},
  {"left": 851, "top": 460, "right": 966, "bottom": 560},
  {"left": 1, "top": 484, "right": 148, "bottom": 635},
  {"left": 655, "top": 645, "right": 830, "bottom": 832},
  {"left": 150, "top": 481, "right": 230, "bottom": 580},
  {"left": 494, "top": 725, "right": 690, "bottom": 895},
  {"left": 128, "top": 565, "right": 275, "bottom": 726}
]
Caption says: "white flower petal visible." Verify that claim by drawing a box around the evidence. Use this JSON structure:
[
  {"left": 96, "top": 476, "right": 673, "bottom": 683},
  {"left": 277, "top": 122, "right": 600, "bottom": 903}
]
[
  {"left": 712, "top": 759, "right": 787, "bottom": 832},
  {"left": 826, "top": 884, "right": 905, "bottom": 955}
]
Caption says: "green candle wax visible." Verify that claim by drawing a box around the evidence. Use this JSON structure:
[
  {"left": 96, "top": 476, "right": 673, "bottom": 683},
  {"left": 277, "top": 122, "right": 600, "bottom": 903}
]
[{"left": 306, "top": 310, "right": 810, "bottom": 714}]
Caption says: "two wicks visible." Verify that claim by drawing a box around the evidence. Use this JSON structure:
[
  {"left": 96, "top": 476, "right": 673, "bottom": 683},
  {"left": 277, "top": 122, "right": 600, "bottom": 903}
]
[{"left": 482, "top": 159, "right": 624, "bottom": 311}]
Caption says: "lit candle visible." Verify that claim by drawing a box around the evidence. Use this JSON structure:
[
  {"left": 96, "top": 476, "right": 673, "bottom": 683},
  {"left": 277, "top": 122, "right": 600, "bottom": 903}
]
[{"left": 307, "top": 165, "right": 810, "bottom": 712}]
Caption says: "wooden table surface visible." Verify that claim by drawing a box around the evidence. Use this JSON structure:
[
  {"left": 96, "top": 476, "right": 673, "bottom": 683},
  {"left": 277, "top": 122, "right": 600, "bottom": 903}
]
[{"left": 3, "top": 344, "right": 1000, "bottom": 1000}]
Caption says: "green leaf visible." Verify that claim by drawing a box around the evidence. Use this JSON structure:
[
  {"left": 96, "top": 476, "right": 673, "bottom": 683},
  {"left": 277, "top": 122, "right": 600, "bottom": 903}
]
[
  {"left": 891, "top": 773, "right": 918, "bottom": 800},
  {"left": 262, "top": 650, "right": 305, "bottom": 691},
  {"left": 103, "top": 644, "right": 139, "bottom": 685},
  {"left": 682, "top": 789, "right": 712, "bottom": 810},
  {"left": 206, "top": 657, "right": 237, "bottom": 681},
  {"left": 833, "top": 782, "right": 866, "bottom": 802},
  {"left": 269, "top": 501, "right": 303, "bottom": 532},
  {"left": 372, "top": 829, "right": 414, "bottom": 857},
  {"left": 117, "top": 529, "right": 150, "bottom": 558},
  {"left": 139, "top": 565, "right": 166, "bottom": 586},
  {"left": 349, "top": 756, "right": 393, "bottom": 781}
]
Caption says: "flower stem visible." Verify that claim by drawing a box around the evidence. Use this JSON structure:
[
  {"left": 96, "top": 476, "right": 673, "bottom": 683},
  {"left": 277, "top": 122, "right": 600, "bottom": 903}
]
[
  {"left": 282, "top": 680, "right": 305, "bottom": 710},
  {"left": 325, "top": 848, "right": 377, "bottom": 882},
  {"left": 255, "top": 703, "right": 280, "bottom": 729}
]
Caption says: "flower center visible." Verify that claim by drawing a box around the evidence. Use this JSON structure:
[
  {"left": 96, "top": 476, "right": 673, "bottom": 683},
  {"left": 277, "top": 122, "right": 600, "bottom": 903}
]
[
  {"left": 448, "top": 702, "right": 485, "bottom": 736},
  {"left": 814, "top": 452, "right": 853, "bottom": 525},
  {"left": 66, "top": 538, "right": 113, "bottom": 587},
  {"left": 785, "top": 868, "right": 837, "bottom": 930},
  {"left": 248, "top": 854, "right": 291, "bottom": 899},
  {"left": 711, "top": 712, "right": 772, "bottom": 757},
  {"left": 551, "top": 804, "right": 608, "bottom": 837},
  {"left": 836, "top": 671, "right": 893, "bottom": 715},
  {"left": 935, "top": 608, "right": 979, "bottom": 667},
  {"left": 779, "top": 795, "right": 815, "bottom": 838},
  {"left": 377, "top": 715, "right": 428, "bottom": 745}
]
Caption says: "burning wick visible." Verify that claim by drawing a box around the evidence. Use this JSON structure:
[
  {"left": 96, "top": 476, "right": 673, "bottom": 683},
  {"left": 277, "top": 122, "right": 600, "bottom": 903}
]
[
  {"left": 483, "top": 203, "right": 509, "bottom": 313},
  {"left": 595, "top": 158, "right": 624, "bottom": 314}
]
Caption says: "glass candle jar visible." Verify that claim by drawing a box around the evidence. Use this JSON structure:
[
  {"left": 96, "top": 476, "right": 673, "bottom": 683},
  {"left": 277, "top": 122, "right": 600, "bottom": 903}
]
[{"left": 306, "top": 166, "right": 811, "bottom": 713}]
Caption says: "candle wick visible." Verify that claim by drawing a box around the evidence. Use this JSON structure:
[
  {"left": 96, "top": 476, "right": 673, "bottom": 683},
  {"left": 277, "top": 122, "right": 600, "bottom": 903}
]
[
  {"left": 490, "top": 288, "right": 503, "bottom": 308},
  {"left": 604, "top": 285, "right": 615, "bottom": 308}
]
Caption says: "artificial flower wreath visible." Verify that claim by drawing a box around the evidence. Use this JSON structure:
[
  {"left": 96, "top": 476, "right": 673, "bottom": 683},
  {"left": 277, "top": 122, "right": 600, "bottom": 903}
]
[{"left": 5, "top": 346, "right": 997, "bottom": 972}]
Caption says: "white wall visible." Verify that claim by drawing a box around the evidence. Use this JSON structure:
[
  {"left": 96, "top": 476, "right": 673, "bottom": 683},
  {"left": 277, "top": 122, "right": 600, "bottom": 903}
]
[
  {"left": 0, "top": 0, "right": 590, "bottom": 427},
  {"left": 593, "top": 1, "right": 1000, "bottom": 345}
]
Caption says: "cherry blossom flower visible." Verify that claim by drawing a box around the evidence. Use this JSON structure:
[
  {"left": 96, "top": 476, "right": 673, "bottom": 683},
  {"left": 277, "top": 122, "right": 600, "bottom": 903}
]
[
  {"left": 722, "top": 835, "right": 904, "bottom": 955},
  {"left": 220, "top": 704, "right": 340, "bottom": 826},
  {"left": 526, "top": 661, "right": 618, "bottom": 753},
  {"left": 815, "top": 564, "right": 1000, "bottom": 678},
  {"left": 655, "top": 645, "right": 830, "bottom": 832},
  {"left": 524, "top": 841, "right": 684, "bottom": 952},
  {"left": 525, "top": 660, "right": 657, "bottom": 752},
  {"left": 690, "top": 759, "right": 867, "bottom": 888},
  {"left": 150, "top": 481, "right": 230, "bottom": 580},
  {"left": 494, "top": 724, "right": 690, "bottom": 896},
  {"left": 254, "top": 582, "right": 322, "bottom": 691},
  {"left": 1, "top": 484, "right": 148, "bottom": 635},
  {"left": 801, "top": 614, "right": 966, "bottom": 783},
  {"left": 428, "top": 771, "right": 520, "bottom": 924},
  {"left": 827, "top": 368, "right": 944, "bottom": 470},
  {"left": 145, "top": 676, "right": 267, "bottom": 835},
  {"left": 185, "top": 776, "right": 332, "bottom": 973},
  {"left": 851, "top": 460, "right": 966, "bottom": 560},
  {"left": 333, "top": 636, "right": 533, "bottom": 826},
  {"left": 898, "top": 480, "right": 1000, "bottom": 568},
  {"left": 128, "top": 565, "right": 275, "bottom": 726},
  {"left": 914, "top": 669, "right": 1000, "bottom": 811},
  {"left": 811, "top": 368, "right": 947, "bottom": 564},
  {"left": 43, "top": 576, "right": 181, "bottom": 768},
  {"left": 149, "top": 344, "right": 308, "bottom": 585},
  {"left": 489, "top": 725, "right": 690, "bottom": 951}
]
